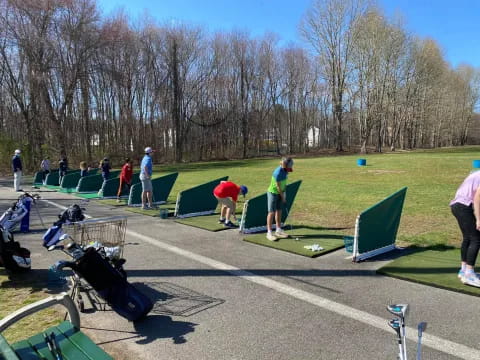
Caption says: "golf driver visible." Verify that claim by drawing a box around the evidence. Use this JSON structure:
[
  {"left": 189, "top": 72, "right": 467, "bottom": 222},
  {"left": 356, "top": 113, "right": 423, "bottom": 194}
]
[
  {"left": 388, "top": 319, "right": 405, "bottom": 360},
  {"left": 416, "top": 322, "right": 427, "bottom": 360},
  {"left": 387, "top": 304, "right": 409, "bottom": 359}
]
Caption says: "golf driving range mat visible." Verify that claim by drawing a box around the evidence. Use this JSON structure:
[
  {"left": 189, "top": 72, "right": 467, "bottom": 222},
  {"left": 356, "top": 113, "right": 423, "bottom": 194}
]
[
  {"left": 377, "top": 246, "right": 480, "bottom": 297},
  {"left": 125, "top": 203, "right": 177, "bottom": 217},
  {"left": 174, "top": 212, "right": 242, "bottom": 231},
  {"left": 73, "top": 192, "right": 102, "bottom": 199},
  {"left": 243, "top": 226, "right": 345, "bottom": 258}
]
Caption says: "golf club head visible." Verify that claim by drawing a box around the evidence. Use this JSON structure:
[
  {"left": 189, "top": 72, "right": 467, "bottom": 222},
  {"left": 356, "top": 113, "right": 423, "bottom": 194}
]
[
  {"left": 387, "top": 304, "right": 409, "bottom": 320},
  {"left": 388, "top": 319, "right": 402, "bottom": 337},
  {"left": 47, "top": 244, "right": 63, "bottom": 251},
  {"left": 418, "top": 321, "right": 427, "bottom": 334}
]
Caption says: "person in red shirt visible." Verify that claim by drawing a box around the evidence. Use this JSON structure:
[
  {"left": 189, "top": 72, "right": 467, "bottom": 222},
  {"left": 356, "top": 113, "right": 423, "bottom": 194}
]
[
  {"left": 213, "top": 181, "right": 248, "bottom": 228},
  {"left": 117, "top": 158, "right": 133, "bottom": 202}
]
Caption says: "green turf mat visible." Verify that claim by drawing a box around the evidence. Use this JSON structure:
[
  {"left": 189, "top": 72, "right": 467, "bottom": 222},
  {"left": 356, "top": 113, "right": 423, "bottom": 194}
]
[
  {"left": 174, "top": 213, "right": 232, "bottom": 231},
  {"left": 376, "top": 246, "right": 480, "bottom": 297},
  {"left": 73, "top": 192, "right": 101, "bottom": 199},
  {"left": 125, "top": 203, "right": 177, "bottom": 217},
  {"left": 243, "top": 226, "right": 345, "bottom": 257}
]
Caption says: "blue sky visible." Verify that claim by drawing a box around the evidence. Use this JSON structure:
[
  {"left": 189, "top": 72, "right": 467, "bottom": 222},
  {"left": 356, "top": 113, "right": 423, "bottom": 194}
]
[{"left": 97, "top": 0, "right": 480, "bottom": 68}]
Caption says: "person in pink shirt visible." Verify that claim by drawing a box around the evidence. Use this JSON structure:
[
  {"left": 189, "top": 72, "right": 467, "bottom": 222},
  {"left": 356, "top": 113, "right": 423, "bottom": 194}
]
[{"left": 450, "top": 170, "right": 480, "bottom": 287}]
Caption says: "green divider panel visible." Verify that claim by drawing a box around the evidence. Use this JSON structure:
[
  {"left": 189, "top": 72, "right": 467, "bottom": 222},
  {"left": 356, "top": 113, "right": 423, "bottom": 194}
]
[
  {"left": 100, "top": 172, "right": 141, "bottom": 198},
  {"left": 60, "top": 169, "right": 99, "bottom": 190},
  {"left": 32, "top": 171, "right": 43, "bottom": 185},
  {"left": 45, "top": 170, "right": 60, "bottom": 186},
  {"left": 353, "top": 187, "right": 407, "bottom": 262},
  {"left": 239, "top": 180, "right": 302, "bottom": 233},
  {"left": 175, "top": 176, "right": 229, "bottom": 218},
  {"left": 128, "top": 173, "right": 178, "bottom": 206},
  {"left": 76, "top": 170, "right": 120, "bottom": 193}
]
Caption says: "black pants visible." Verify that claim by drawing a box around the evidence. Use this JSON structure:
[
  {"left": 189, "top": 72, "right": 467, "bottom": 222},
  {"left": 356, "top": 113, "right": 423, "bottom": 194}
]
[{"left": 451, "top": 202, "right": 480, "bottom": 266}]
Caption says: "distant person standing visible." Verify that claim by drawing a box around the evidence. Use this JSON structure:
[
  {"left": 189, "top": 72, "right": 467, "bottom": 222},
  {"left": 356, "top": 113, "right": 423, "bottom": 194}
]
[
  {"left": 58, "top": 156, "right": 68, "bottom": 184},
  {"left": 100, "top": 157, "right": 111, "bottom": 181},
  {"left": 117, "top": 158, "right": 133, "bottom": 202},
  {"left": 40, "top": 157, "right": 50, "bottom": 182},
  {"left": 140, "top": 147, "right": 154, "bottom": 210},
  {"left": 266, "top": 157, "right": 294, "bottom": 241},
  {"left": 80, "top": 161, "right": 88, "bottom": 177},
  {"left": 12, "top": 149, "right": 23, "bottom": 192},
  {"left": 451, "top": 171, "right": 480, "bottom": 287}
]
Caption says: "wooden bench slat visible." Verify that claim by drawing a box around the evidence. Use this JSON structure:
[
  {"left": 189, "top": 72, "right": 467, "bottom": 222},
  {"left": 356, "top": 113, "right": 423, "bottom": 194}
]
[
  {"left": 56, "top": 322, "right": 112, "bottom": 360},
  {"left": 10, "top": 340, "right": 40, "bottom": 360}
]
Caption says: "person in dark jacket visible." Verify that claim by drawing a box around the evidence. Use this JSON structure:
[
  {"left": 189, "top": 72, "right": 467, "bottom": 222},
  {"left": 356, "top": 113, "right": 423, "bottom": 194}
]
[
  {"left": 12, "top": 149, "right": 22, "bottom": 192},
  {"left": 100, "top": 157, "right": 111, "bottom": 181},
  {"left": 58, "top": 156, "right": 68, "bottom": 185}
]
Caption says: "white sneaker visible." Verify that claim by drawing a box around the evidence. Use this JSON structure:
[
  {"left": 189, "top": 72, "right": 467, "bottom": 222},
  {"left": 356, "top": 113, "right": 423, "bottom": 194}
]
[
  {"left": 275, "top": 230, "right": 289, "bottom": 239},
  {"left": 464, "top": 273, "right": 480, "bottom": 287},
  {"left": 266, "top": 233, "right": 278, "bottom": 241}
]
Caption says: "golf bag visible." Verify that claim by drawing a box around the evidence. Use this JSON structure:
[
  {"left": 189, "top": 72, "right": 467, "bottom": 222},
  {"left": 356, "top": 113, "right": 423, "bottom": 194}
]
[
  {"left": 67, "top": 247, "right": 152, "bottom": 321},
  {"left": 55, "top": 204, "right": 85, "bottom": 226},
  {"left": 0, "top": 200, "right": 29, "bottom": 233},
  {"left": 0, "top": 225, "right": 31, "bottom": 272},
  {"left": 42, "top": 225, "right": 65, "bottom": 248}
]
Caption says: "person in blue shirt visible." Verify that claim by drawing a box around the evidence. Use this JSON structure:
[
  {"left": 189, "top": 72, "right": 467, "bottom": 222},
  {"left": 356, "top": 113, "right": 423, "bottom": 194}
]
[
  {"left": 12, "top": 149, "right": 23, "bottom": 192},
  {"left": 266, "top": 157, "right": 294, "bottom": 241},
  {"left": 80, "top": 161, "right": 89, "bottom": 177},
  {"left": 140, "top": 147, "right": 154, "bottom": 209}
]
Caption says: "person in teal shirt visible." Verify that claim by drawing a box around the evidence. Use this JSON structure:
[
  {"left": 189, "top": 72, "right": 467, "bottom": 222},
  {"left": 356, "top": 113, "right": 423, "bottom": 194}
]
[{"left": 266, "top": 157, "right": 294, "bottom": 241}]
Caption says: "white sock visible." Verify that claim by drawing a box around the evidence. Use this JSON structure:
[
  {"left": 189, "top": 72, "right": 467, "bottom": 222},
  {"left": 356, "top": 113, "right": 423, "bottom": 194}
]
[{"left": 276, "top": 227, "right": 282, "bottom": 233}]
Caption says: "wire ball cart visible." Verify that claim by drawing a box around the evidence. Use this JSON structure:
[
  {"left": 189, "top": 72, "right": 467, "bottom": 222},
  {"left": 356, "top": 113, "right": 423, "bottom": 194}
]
[{"left": 62, "top": 216, "right": 127, "bottom": 259}]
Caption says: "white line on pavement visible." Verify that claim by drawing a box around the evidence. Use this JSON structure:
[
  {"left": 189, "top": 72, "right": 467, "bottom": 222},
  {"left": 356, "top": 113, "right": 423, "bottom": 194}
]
[
  {"left": 42, "top": 198, "right": 480, "bottom": 359},
  {"left": 127, "top": 229, "right": 479, "bottom": 360}
]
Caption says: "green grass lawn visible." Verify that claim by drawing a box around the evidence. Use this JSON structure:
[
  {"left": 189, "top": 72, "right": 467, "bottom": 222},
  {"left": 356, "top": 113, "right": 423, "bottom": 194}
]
[{"left": 144, "top": 146, "right": 480, "bottom": 248}]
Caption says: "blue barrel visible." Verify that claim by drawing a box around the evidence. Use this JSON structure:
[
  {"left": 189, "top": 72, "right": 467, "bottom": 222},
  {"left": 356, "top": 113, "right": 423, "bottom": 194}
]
[
  {"left": 473, "top": 160, "right": 480, "bottom": 168},
  {"left": 357, "top": 159, "right": 367, "bottom": 166}
]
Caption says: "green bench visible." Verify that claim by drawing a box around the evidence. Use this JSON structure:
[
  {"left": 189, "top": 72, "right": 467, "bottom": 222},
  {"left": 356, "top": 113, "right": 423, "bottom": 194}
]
[{"left": 0, "top": 293, "right": 112, "bottom": 360}]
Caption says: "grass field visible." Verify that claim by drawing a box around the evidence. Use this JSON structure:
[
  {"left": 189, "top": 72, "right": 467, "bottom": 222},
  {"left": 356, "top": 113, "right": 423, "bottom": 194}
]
[{"left": 144, "top": 146, "right": 480, "bottom": 248}]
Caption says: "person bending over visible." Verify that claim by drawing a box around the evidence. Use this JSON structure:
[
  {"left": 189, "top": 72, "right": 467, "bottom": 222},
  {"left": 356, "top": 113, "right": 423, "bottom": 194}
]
[{"left": 213, "top": 181, "right": 248, "bottom": 228}]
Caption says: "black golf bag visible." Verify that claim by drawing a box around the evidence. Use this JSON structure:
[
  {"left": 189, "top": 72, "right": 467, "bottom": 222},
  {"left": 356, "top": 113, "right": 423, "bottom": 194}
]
[
  {"left": 70, "top": 247, "right": 152, "bottom": 321},
  {"left": 0, "top": 225, "right": 31, "bottom": 272},
  {"left": 55, "top": 204, "right": 85, "bottom": 226}
]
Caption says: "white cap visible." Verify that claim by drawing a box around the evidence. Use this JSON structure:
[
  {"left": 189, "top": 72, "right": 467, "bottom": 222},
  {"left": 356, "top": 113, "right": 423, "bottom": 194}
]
[
  {"left": 144, "top": 147, "right": 153, "bottom": 154},
  {"left": 14, "top": 149, "right": 21, "bottom": 154}
]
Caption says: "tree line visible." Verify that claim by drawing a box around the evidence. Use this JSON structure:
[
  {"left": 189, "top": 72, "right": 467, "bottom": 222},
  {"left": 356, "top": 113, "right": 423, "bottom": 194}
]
[{"left": 0, "top": 0, "right": 478, "bottom": 171}]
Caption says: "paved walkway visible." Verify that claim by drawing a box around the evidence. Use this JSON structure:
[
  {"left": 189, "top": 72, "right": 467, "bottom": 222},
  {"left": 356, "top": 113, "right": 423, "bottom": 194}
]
[{"left": 1, "top": 181, "right": 479, "bottom": 359}]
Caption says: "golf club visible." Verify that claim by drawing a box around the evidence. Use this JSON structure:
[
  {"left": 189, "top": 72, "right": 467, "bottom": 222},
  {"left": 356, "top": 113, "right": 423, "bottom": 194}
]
[
  {"left": 416, "top": 322, "right": 427, "bottom": 360},
  {"left": 388, "top": 319, "right": 405, "bottom": 360},
  {"left": 283, "top": 203, "right": 293, "bottom": 231},
  {"left": 387, "top": 304, "right": 409, "bottom": 359}
]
